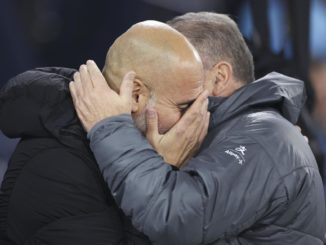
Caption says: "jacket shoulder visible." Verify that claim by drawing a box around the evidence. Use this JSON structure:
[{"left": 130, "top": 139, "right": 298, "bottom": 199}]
[{"left": 1, "top": 67, "right": 75, "bottom": 95}]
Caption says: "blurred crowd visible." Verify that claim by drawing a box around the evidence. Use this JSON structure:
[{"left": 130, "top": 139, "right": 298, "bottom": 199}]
[{"left": 1, "top": 0, "right": 326, "bottom": 196}]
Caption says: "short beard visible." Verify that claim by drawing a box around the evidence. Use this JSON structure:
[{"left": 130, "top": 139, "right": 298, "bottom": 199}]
[{"left": 133, "top": 95, "right": 156, "bottom": 134}]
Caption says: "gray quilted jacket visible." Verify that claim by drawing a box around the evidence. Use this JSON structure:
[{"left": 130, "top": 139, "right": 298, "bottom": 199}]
[{"left": 88, "top": 72, "right": 326, "bottom": 245}]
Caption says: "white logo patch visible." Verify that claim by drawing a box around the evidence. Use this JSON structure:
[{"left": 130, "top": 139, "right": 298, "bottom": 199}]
[
  {"left": 225, "top": 145, "right": 247, "bottom": 165},
  {"left": 235, "top": 146, "right": 246, "bottom": 156}
]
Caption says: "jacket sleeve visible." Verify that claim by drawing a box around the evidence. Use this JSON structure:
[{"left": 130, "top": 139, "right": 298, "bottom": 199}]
[{"left": 88, "top": 114, "right": 286, "bottom": 244}]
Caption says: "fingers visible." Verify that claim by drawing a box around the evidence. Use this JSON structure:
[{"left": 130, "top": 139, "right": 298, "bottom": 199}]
[
  {"left": 146, "top": 108, "right": 160, "bottom": 144},
  {"left": 120, "top": 71, "right": 135, "bottom": 103},
  {"left": 69, "top": 81, "right": 87, "bottom": 130},
  {"left": 73, "top": 72, "right": 84, "bottom": 97},
  {"left": 80, "top": 64, "right": 94, "bottom": 92},
  {"left": 295, "top": 125, "right": 302, "bottom": 132},
  {"left": 182, "top": 90, "right": 209, "bottom": 128},
  {"left": 69, "top": 81, "right": 77, "bottom": 104},
  {"left": 86, "top": 60, "right": 108, "bottom": 89},
  {"left": 194, "top": 90, "right": 209, "bottom": 105},
  {"left": 295, "top": 125, "right": 309, "bottom": 142},
  {"left": 142, "top": 89, "right": 209, "bottom": 167},
  {"left": 69, "top": 60, "right": 134, "bottom": 132},
  {"left": 198, "top": 112, "right": 210, "bottom": 143},
  {"left": 171, "top": 89, "right": 209, "bottom": 156},
  {"left": 189, "top": 98, "right": 209, "bottom": 148},
  {"left": 75, "top": 68, "right": 94, "bottom": 113},
  {"left": 69, "top": 81, "right": 83, "bottom": 117},
  {"left": 183, "top": 90, "right": 209, "bottom": 119},
  {"left": 71, "top": 74, "right": 91, "bottom": 117}
]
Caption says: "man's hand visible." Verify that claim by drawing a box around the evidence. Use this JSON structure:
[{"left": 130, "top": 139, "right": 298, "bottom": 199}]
[
  {"left": 146, "top": 91, "right": 210, "bottom": 168},
  {"left": 69, "top": 60, "right": 135, "bottom": 132},
  {"left": 295, "top": 125, "right": 309, "bottom": 143}
]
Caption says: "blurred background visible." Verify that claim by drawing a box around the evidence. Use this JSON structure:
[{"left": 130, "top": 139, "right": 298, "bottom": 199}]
[{"left": 1, "top": 0, "right": 326, "bottom": 197}]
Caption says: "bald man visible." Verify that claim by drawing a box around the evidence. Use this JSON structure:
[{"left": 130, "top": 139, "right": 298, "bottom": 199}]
[
  {"left": 101, "top": 20, "right": 207, "bottom": 136},
  {"left": 73, "top": 21, "right": 209, "bottom": 165},
  {"left": 0, "top": 21, "right": 208, "bottom": 244}
]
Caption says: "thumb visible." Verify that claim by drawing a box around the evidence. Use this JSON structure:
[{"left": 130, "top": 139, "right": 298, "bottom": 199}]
[
  {"left": 146, "top": 108, "right": 159, "bottom": 143},
  {"left": 121, "top": 71, "right": 135, "bottom": 101}
]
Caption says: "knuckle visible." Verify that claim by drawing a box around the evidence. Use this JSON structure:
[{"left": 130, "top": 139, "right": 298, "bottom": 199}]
[{"left": 185, "top": 134, "right": 194, "bottom": 142}]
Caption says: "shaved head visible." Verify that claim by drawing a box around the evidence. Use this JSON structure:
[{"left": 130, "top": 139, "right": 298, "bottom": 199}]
[
  {"left": 103, "top": 20, "right": 203, "bottom": 93},
  {"left": 102, "top": 20, "right": 204, "bottom": 133}
]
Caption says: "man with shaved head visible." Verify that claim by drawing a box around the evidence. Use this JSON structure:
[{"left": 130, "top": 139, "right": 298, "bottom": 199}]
[
  {"left": 0, "top": 20, "right": 209, "bottom": 244},
  {"left": 100, "top": 20, "right": 207, "bottom": 135},
  {"left": 70, "top": 12, "right": 325, "bottom": 245}
]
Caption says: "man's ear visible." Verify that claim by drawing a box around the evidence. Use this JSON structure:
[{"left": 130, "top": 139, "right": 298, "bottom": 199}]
[
  {"left": 212, "top": 61, "right": 232, "bottom": 96},
  {"left": 131, "top": 78, "right": 148, "bottom": 113}
]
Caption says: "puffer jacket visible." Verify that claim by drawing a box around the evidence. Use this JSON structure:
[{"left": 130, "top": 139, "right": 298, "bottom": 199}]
[
  {"left": 0, "top": 67, "right": 151, "bottom": 245},
  {"left": 87, "top": 72, "right": 326, "bottom": 244}
]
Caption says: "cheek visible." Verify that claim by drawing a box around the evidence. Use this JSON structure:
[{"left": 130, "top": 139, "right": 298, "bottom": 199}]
[{"left": 155, "top": 106, "right": 181, "bottom": 134}]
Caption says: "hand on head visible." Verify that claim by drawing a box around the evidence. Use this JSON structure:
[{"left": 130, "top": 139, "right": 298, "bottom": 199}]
[
  {"left": 70, "top": 20, "right": 209, "bottom": 167},
  {"left": 70, "top": 62, "right": 209, "bottom": 167},
  {"left": 69, "top": 60, "right": 135, "bottom": 132}
]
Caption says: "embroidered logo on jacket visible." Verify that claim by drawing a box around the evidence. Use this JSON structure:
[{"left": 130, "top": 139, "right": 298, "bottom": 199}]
[{"left": 225, "top": 145, "right": 247, "bottom": 165}]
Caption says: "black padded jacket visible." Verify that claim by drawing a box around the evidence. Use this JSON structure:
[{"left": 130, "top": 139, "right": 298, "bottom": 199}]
[{"left": 0, "top": 67, "right": 151, "bottom": 245}]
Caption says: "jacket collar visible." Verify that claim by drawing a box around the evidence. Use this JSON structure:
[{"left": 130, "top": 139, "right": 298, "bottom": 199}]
[{"left": 208, "top": 72, "right": 306, "bottom": 129}]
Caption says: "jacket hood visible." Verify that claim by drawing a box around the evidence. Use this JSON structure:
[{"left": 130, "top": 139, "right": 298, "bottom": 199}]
[
  {"left": 208, "top": 72, "right": 307, "bottom": 128},
  {"left": 0, "top": 67, "right": 86, "bottom": 148}
]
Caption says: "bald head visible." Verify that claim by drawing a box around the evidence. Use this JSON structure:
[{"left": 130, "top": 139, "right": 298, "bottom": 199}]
[
  {"left": 103, "top": 20, "right": 203, "bottom": 93},
  {"left": 103, "top": 20, "right": 204, "bottom": 134}
]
